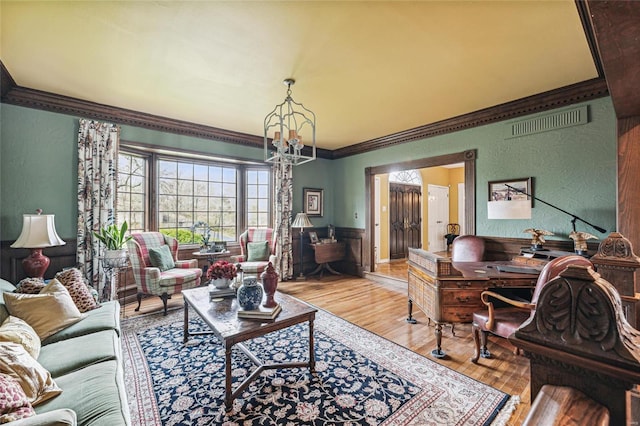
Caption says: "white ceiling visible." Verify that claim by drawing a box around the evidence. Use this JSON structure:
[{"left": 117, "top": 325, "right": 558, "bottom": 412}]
[{"left": 1, "top": 1, "right": 598, "bottom": 150}]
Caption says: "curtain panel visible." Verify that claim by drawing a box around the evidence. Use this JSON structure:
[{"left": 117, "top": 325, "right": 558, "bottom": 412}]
[
  {"left": 77, "top": 119, "right": 120, "bottom": 301},
  {"left": 273, "top": 161, "right": 293, "bottom": 280}
]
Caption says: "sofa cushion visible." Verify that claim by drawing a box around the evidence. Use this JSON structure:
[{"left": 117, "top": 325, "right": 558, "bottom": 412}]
[
  {"left": 148, "top": 245, "right": 176, "bottom": 271},
  {"left": 55, "top": 268, "right": 99, "bottom": 313},
  {"left": 15, "top": 278, "right": 45, "bottom": 295},
  {"left": 0, "top": 316, "right": 41, "bottom": 359},
  {"left": 34, "top": 360, "right": 131, "bottom": 426},
  {"left": 3, "top": 280, "right": 85, "bottom": 340},
  {"left": 0, "top": 342, "right": 62, "bottom": 407},
  {"left": 38, "top": 330, "right": 119, "bottom": 378},
  {"left": 42, "top": 301, "right": 120, "bottom": 345},
  {"left": 0, "top": 373, "right": 36, "bottom": 423}
]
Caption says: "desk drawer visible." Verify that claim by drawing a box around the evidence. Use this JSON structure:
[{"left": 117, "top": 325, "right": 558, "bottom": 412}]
[
  {"left": 441, "top": 289, "right": 483, "bottom": 306},
  {"left": 441, "top": 307, "right": 476, "bottom": 323}
]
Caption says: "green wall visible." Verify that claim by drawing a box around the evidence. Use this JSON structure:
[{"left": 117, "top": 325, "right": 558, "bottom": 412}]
[
  {"left": 324, "top": 97, "right": 617, "bottom": 241},
  {"left": 1, "top": 96, "right": 617, "bottom": 245}
]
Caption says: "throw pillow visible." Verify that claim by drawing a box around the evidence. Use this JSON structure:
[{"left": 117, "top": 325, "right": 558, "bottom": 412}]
[
  {"left": 247, "top": 241, "right": 270, "bottom": 262},
  {"left": 3, "top": 280, "right": 85, "bottom": 340},
  {"left": 148, "top": 245, "right": 176, "bottom": 271},
  {"left": 15, "top": 278, "right": 45, "bottom": 295},
  {"left": 0, "top": 372, "right": 35, "bottom": 423},
  {"left": 0, "top": 342, "right": 62, "bottom": 406},
  {"left": 0, "top": 316, "right": 41, "bottom": 359},
  {"left": 55, "top": 268, "right": 99, "bottom": 313}
]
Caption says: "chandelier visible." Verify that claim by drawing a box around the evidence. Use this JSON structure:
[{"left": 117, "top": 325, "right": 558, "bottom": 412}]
[{"left": 264, "top": 78, "right": 316, "bottom": 165}]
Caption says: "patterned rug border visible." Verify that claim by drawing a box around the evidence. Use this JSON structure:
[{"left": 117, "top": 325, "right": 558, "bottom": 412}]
[{"left": 122, "top": 294, "right": 519, "bottom": 425}]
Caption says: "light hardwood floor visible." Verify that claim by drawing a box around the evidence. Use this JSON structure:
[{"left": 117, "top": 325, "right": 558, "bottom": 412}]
[{"left": 123, "top": 272, "right": 530, "bottom": 425}]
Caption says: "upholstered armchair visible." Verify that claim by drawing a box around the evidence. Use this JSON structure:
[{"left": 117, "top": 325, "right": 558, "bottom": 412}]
[
  {"left": 127, "top": 232, "right": 202, "bottom": 315},
  {"left": 451, "top": 235, "right": 485, "bottom": 262},
  {"left": 471, "top": 255, "right": 593, "bottom": 363},
  {"left": 234, "top": 227, "right": 278, "bottom": 276}
]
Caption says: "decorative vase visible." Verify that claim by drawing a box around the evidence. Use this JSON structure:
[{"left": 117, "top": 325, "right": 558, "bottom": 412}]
[
  {"left": 260, "top": 262, "right": 279, "bottom": 308},
  {"left": 237, "top": 276, "right": 263, "bottom": 310},
  {"left": 210, "top": 277, "right": 231, "bottom": 289}
]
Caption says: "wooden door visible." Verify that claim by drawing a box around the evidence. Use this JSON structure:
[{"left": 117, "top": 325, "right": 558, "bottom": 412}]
[{"left": 389, "top": 183, "right": 422, "bottom": 259}]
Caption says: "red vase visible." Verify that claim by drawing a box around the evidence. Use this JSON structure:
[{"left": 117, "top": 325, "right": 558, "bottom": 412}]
[{"left": 260, "top": 262, "right": 279, "bottom": 308}]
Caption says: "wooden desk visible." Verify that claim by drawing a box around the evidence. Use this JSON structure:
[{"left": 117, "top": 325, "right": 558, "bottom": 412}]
[
  {"left": 407, "top": 247, "right": 541, "bottom": 358},
  {"left": 310, "top": 242, "right": 345, "bottom": 278}
]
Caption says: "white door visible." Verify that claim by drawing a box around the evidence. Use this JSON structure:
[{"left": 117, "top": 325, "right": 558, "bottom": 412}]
[{"left": 428, "top": 184, "right": 449, "bottom": 252}]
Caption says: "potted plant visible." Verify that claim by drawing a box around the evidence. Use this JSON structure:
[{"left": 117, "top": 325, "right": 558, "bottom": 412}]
[
  {"left": 94, "top": 221, "right": 133, "bottom": 263},
  {"left": 206, "top": 260, "right": 237, "bottom": 289}
]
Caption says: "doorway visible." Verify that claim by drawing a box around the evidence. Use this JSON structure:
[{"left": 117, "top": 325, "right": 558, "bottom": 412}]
[
  {"left": 365, "top": 150, "right": 477, "bottom": 278},
  {"left": 427, "top": 184, "right": 449, "bottom": 252}
]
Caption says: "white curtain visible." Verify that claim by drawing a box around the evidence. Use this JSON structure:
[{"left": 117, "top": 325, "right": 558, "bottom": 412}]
[
  {"left": 77, "top": 119, "right": 120, "bottom": 301},
  {"left": 273, "top": 161, "right": 294, "bottom": 280}
]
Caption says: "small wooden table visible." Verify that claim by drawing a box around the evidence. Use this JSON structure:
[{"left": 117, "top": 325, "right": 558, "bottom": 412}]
[
  {"left": 310, "top": 242, "right": 345, "bottom": 278},
  {"left": 182, "top": 287, "right": 317, "bottom": 410},
  {"left": 192, "top": 251, "right": 233, "bottom": 275}
]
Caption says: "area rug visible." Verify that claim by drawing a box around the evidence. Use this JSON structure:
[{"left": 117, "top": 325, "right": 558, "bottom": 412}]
[{"left": 122, "top": 297, "right": 518, "bottom": 426}]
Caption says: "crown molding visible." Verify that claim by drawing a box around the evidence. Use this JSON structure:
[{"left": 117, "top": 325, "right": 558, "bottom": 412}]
[
  {"left": 332, "top": 78, "right": 609, "bottom": 159},
  {"left": 1, "top": 61, "right": 607, "bottom": 160}
]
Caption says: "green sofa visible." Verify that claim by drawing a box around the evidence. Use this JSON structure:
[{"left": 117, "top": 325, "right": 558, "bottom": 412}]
[{"left": 0, "top": 278, "right": 131, "bottom": 426}]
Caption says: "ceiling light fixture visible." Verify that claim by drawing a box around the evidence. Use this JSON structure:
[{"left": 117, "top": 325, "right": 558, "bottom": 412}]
[{"left": 264, "top": 78, "right": 316, "bottom": 165}]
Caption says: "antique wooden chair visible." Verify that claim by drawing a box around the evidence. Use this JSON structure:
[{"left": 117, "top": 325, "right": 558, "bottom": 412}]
[
  {"left": 471, "top": 255, "right": 593, "bottom": 363},
  {"left": 127, "top": 232, "right": 202, "bottom": 315},
  {"left": 450, "top": 235, "right": 485, "bottom": 262}
]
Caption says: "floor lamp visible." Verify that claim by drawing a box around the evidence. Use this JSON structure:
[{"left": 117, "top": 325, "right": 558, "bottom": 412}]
[{"left": 291, "top": 212, "right": 313, "bottom": 280}]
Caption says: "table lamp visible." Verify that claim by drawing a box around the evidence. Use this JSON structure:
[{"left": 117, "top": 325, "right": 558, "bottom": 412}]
[
  {"left": 11, "top": 209, "right": 66, "bottom": 278},
  {"left": 291, "top": 212, "right": 313, "bottom": 280}
]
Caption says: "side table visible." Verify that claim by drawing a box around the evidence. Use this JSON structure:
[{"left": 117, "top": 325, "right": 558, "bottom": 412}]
[
  {"left": 192, "top": 251, "right": 233, "bottom": 276},
  {"left": 99, "top": 256, "right": 129, "bottom": 315},
  {"left": 310, "top": 242, "right": 345, "bottom": 278}
]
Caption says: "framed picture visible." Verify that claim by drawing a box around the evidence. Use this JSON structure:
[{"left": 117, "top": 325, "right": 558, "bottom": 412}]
[
  {"left": 303, "top": 187, "right": 324, "bottom": 217},
  {"left": 488, "top": 177, "right": 532, "bottom": 202},
  {"left": 308, "top": 231, "right": 319, "bottom": 244}
]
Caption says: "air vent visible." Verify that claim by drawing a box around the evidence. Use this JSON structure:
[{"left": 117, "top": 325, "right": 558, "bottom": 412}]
[{"left": 507, "top": 106, "right": 588, "bottom": 139}]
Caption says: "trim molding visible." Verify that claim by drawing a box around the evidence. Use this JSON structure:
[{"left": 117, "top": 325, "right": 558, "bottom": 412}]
[
  {"left": 1, "top": 61, "right": 608, "bottom": 159},
  {"left": 332, "top": 78, "right": 608, "bottom": 158}
]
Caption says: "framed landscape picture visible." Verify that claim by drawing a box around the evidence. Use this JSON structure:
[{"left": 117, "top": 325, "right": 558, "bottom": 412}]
[
  {"left": 303, "top": 188, "right": 324, "bottom": 217},
  {"left": 488, "top": 177, "right": 532, "bottom": 202}
]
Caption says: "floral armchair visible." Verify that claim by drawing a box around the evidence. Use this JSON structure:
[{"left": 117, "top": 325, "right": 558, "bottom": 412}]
[
  {"left": 233, "top": 227, "right": 278, "bottom": 276},
  {"left": 127, "top": 232, "right": 202, "bottom": 315}
]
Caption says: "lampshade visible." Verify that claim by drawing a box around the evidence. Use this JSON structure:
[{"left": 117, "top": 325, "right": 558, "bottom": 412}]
[
  {"left": 264, "top": 78, "right": 316, "bottom": 166},
  {"left": 11, "top": 212, "right": 66, "bottom": 248},
  {"left": 291, "top": 212, "right": 313, "bottom": 229}
]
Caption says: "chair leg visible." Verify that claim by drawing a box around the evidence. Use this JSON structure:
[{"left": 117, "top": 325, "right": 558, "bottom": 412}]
[
  {"left": 160, "top": 293, "right": 169, "bottom": 316},
  {"left": 135, "top": 292, "right": 143, "bottom": 312},
  {"left": 471, "top": 323, "right": 481, "bottom": 363},
  {"left": 479, "top": 330, "right": 491, "bottom": 359}
]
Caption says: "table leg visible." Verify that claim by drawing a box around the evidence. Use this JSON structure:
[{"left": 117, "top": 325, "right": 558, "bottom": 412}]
[
  {"left": 183, "top": 300, "right": 189, "bottom": 344},
  {"left": 431, "top": 323, "right": 446, "bottom": 358},
  {"left": 406, "top": 299, "right": 417, "bottom": 324},
  {"left": 309, "top": 317, "right": 316, "bottom": 373},
  {"left": 225, "top": 343, "right": 233, "bottom": 410}
]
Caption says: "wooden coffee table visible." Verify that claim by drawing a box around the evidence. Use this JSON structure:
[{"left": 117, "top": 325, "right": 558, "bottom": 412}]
[{"left": 182, "top": 286, "right": 317, "bottom": 410}]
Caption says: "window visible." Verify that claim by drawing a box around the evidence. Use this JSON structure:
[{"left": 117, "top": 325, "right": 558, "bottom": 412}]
[
  {"left": 246, "top": 169, "right": 270, "bottom": 227},
  {"left": 158, "top": 159, "right": 238, "bottom": 242},
  {"left": 117, "top": 147, "right": 271, "bottom": 245},
  {"left": 117, "top": 152, "right": 147, "bottom": 233}
]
